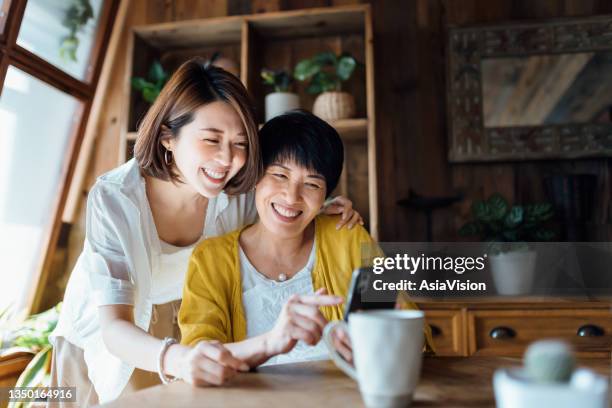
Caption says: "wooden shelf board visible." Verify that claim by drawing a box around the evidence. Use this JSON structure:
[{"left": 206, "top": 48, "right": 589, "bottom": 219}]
[
  {"left": 247, "top": 7, "right": 366, "bottom": 39},
  {"left": 126, "top": 132, "right": 138, "bottom": 141},
  {"left": 133, "top": 6, "right": 368, "bottom": 49},
  {"left": 134, "top": 17, "right": 243, "bottom": 49}
]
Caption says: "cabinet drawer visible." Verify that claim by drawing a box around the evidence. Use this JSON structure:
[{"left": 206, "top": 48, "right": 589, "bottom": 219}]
[
  {"left": 468, "top": 309, "right": 612, "bottom": 357},
  {"left": 425, "top": 310, "right": 466, "bottom": 356}
]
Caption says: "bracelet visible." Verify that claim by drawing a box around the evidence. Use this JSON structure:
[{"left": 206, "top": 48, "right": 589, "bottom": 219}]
[{"left": 157, "top": 337, "right": 178, "bottom": 384}]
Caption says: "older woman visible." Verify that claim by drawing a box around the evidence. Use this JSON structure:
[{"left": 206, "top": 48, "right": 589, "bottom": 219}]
[{"left": 179, "top": 111, "right": 431, "bottom": 369}]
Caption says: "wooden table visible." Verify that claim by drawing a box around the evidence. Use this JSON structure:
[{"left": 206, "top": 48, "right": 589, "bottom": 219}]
[{"left": 98, "top": 356, "right": 610, "bottom": 407}]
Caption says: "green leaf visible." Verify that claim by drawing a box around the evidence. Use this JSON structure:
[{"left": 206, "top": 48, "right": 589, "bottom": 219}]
[
  {"left": 131, "top": 77, "right": 151, "bottom": 91},
  {"left": 504, "top": 206, "right": 524, "bottom": 228},
  {"left": 148, "top": 61, "right": 167, "bottom": 84},
  {"left": 487, "top": 193, "right": 509, "bottom": 220},
  {"left": 458, "top": 222, "right": 481, "bottom": 237},
  {"left": 313, "top": 51, "right": 337, "bottom": 66},
  {"left": 261, "top": 69, "right": 276, "bottom": 86},
  {"left": 525, "top": 203, "right": 554, "bottom": 222},
  {"left": 275, "top": 71, "right": 292, "bottom": 92},
  {"left": 294, "top": 59, "right": 320, "bottom": 81},
  {"left": 307, "top": 71, "right": 333, "bottom": 94},
  {"left": 337, "top": 55, "right": 356, "bottom": 81},
  {"left": 471, "top": 200, "right": 492, "bottom": 222},
  {"left": 306, "top": 81, "right": 323, "bottom": 95},
  {"left": 142, "top": 87, "right": 160, "bottom": 104},
  {"left": 14, "top": 345, "right": 52, "bottom": 389}
]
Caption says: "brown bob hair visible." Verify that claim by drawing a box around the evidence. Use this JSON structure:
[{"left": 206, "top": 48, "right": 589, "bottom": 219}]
[{"left": 134, "top": 58, "right": 261, "bottom": 195}]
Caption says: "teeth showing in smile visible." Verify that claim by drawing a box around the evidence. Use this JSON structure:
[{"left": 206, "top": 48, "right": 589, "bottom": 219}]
[
  {"left": 272, "top": 203, "right": 301, "bottom": 218},
  {"left": 203, "top": 168, "right": 227, "bottom": 180}
]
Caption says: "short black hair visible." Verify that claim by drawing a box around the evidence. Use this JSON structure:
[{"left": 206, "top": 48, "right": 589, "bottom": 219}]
[{"left": 259, "top": 110, "right": 344, "bottom": 197}]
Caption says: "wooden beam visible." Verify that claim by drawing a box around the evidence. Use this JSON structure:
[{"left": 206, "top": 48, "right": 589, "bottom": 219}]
[{"left": 62, "top": 0, "right": 130, "bottom": 223}]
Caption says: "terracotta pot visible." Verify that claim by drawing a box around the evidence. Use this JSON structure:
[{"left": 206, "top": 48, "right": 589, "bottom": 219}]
[{"left": 312, "top": 91, "right": 355, "bottom": 121}]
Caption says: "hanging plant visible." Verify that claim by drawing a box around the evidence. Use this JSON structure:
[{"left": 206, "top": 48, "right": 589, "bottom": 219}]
[{"left": 59, "top": 0, "right": 94, "bottom": 62}]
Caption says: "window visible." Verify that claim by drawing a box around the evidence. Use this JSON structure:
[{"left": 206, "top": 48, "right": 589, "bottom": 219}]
[{"left": 0, "top": 0, "right": 119, "bottom": 316}]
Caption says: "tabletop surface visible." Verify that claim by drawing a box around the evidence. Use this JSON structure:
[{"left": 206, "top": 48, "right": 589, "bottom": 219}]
[{"left": 97, "top": 356, "right": 611, "bottom": 408}]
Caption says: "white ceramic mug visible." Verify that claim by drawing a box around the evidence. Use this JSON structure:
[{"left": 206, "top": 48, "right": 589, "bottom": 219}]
[{"left": 323, "top": 310, "right": 425, "bottom": 408}]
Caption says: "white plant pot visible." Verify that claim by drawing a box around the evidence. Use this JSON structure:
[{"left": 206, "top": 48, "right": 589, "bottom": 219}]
[
  {"left": 265, "top": 92, "right": 300, "bottom": 121},
  {"left": 494, "top": 368, "right": 609, "bottom": 408},
  {"left": 489, "top": 250, "right": 537, "bottom": 295}
]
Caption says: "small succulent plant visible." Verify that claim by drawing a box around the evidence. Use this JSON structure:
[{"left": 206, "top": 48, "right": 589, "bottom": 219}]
[
  {"left": 261, "top": 68, "right": 294, "bottom": 93},
  {"left": 524, "top": 340, "right": 575, "bottom": 383}
]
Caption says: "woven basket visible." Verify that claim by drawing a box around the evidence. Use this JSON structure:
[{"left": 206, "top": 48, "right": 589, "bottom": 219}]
[{"left": 312, "top": 91, "right": 355, "bottom": 121}]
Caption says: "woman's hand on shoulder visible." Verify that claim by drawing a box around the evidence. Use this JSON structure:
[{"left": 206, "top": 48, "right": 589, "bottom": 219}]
[
  {"left": 170, "top": 341, "right": 249, "bottom": 386},
  {"left": 321, "top": 196, "right": 364, "bottom": 230}
]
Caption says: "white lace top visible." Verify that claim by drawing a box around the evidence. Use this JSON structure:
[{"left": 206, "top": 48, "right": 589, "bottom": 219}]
[{"left": 239, "top": 241, "right": 328, "bottom": 366}]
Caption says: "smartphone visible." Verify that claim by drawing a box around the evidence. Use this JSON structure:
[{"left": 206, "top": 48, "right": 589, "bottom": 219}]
[{"left": 343, "top": 267, "right": 395, "bottom": 321}]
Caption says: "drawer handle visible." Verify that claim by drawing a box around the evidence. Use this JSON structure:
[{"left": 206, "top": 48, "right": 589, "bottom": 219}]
[
  {"left": 489, "top": 326, "right": 516, "bottom": 340},
  {"left": 430, "top": 324, "right": 442, "bottom": 337},
  {"left": 577, "top": 324, "right": 605, "bottom": 337}
]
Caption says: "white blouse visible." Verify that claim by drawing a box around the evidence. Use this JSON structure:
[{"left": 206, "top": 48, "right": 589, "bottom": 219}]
[
  {"left": 50, "top": 158, "right": 257, "bottom": 403},
  {"left": 239, "top": 241, "right": 328, "bottom": 366}
]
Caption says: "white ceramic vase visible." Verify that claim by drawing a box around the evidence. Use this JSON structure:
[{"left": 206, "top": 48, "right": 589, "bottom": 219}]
[
  {"left": 489, "top": 250, "right": 537, "bottom": 295},
  {"left": 265, "top": 92, "right": 300, "bottom": 121}
]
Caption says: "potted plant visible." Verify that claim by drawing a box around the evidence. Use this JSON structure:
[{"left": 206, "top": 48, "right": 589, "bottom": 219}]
[
  {"left": 459, "top": 193, "right": 555, "bottom": 295},
  {"left": 261, "top": 68, "right": 299, "bottom": 121},
  {"left": 131, "top": 61, "right": 168, "bottom": 104},
  {"left": 0, "top": 303, "right": 61, "bottom": 408},
  {"left": 494, "top": 340, "right": 608, "bottom": 408},
  {"left": 294, "top": 51, "right": 359, "bottom": 121}
]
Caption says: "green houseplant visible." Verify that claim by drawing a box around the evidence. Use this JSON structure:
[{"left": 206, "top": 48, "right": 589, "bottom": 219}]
[
  {"left": 1, "top": 303, "right": 62, "bottom": 408},
  {"left": 131, "top": 61, "right": 168, "bottom": 104},
  {"left": 459, "top": 193, "right": 555, "bottom": 295},
  {"left": 294, "top": 51, "right": 359, "bottom": 121},
  {"left": 261, "top": 68, "right": 299, "bottom": 121}
]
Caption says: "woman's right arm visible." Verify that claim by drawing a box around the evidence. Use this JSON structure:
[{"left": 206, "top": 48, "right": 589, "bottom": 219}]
[
  {"left": 98, "top": 305, "right": 248, "bottom": 385},
  {"left": 86, "top": 186, "right": 246, "bottom": 385}
]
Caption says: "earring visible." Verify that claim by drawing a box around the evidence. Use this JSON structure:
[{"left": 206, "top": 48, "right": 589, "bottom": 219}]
[{"left": 164, "top": 149, "right": 172, "bottom": 165}]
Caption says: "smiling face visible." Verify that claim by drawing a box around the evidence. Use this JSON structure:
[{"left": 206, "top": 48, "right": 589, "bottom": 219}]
[
  {"left": 255, "top": 161, "right": 327, "bottom": 239},
  {"left": 162, "top": 101, "right": 248, "bottom": 198}
]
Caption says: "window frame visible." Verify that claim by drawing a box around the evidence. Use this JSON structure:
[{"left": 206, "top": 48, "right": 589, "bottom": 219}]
[{"left": 0, "top": 0, "right": 120, "bottom": 315}]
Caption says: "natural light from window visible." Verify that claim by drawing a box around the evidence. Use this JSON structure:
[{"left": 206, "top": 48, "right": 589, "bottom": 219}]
[{"left": 0, "top": 66, "right": 80, "bottom": 315}]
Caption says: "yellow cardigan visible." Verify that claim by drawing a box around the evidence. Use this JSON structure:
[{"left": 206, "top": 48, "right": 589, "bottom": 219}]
[{"left": 179, "top": 215, "right": 434, "bottom": 351}]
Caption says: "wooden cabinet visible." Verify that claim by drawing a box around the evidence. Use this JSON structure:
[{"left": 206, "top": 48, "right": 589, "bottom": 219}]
[
  {"left": 121, "top": 5, "right": 379, "bottom": 238},
  {"left": 420, "top": 301, "right": 612, "bottom": 358},
  {"left": 425, "top": 309, "right": 467, "bottom": 356}
]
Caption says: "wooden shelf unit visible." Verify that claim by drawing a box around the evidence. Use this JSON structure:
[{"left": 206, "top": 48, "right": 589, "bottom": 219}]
[{"left": 121, "top": 5, "right": 378, "bottom": 237}]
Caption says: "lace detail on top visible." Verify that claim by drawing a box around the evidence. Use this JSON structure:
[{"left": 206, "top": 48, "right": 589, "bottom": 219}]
[{"left": 239, "top": 241, "right": 328, "bottom": 366}]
